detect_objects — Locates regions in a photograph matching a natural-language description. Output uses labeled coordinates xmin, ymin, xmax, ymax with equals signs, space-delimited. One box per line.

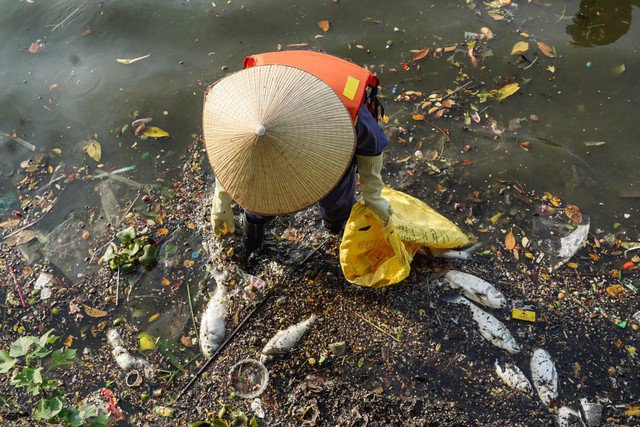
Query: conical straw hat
xmin=203 ymin=64 xmax=356 ymax=216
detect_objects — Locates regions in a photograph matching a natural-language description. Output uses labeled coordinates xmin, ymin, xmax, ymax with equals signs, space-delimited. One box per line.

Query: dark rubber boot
xmin=323 ymin=219 xmax=345 ymax=235
xmin=243 ymin=212 xmax=265 ymax=255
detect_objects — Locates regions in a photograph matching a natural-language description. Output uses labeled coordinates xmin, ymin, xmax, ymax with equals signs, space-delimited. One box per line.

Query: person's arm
xmin=211 ymin=181 xmax=235 ymax=237
xmin=354 ymin=104 xmax=391 ymax=225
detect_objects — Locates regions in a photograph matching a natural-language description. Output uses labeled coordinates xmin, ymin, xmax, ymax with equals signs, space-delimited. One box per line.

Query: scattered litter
xmin=33 ymin=272 xmax=54 ymax=300
xmin=0 ymin=131 xmax=36 ymax=152
xmin=444 ymin=270 xmax=507 ymax=308
xmin=107 ymin=329 xmax=154 ymax=378
xmin=117 ymin=54 xmax=151 ymax=65
xmin=228 ymin=359 xmax=269 ymax=398
xmin=557 ymin=407 xmax=585 ymax=427
xmin=511 ymin=300 xmax=537 ymax=323
xmin=328 ymin=341 xmax=346 ymax=357
xmin=251 ymin=398 xmax=265 ymax=418
xmin=531 ymin=348 xmax=558 ymax=407
xmin=580 ymin=398 xmax=602 ymax=427
xmin=554 ymin=222 xmax=590 ymax=269
xmin=261 ymin=314 xmax=317 ymax=364
xmin=125 ymin=370 xmax=143 ymax=388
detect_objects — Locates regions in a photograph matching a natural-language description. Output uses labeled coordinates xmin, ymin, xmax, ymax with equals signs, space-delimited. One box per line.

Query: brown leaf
xmin=5 ymin=230 xmax=39 ymax=247
xmin=180 ymin=335 xmax=194 ymax=347
xmin=511 ymin=41 xmax=529 ymax=55
xmin=536 ymin=41 xmax=556 ymax=58
xmin=0 ymin=219 xmax=21 ymax=229
xmin=505 ymin=230 xmax=516 ymax=250
xmin=318 ymin=20 xmax=330 ymax=32
xmin=83 ymin=304 xmax=108 ymax=318
xmin=565 ymin=205 xmax=583 ymax=224
xmin=412 ymin=48 xmax=430 ymax=62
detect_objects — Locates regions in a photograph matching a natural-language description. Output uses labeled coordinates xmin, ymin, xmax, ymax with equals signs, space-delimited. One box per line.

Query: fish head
xmin=538 ymin=386 xmax=557 ymax=407
xmin=505 ymin=337 xmax=521 ymax=354
xmin=486 ymin=290 xmax=507 ymax=308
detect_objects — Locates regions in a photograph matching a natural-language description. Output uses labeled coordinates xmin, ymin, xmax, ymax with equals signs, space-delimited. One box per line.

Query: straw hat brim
xmin=202 ymin=64 xmax=356 ymax=216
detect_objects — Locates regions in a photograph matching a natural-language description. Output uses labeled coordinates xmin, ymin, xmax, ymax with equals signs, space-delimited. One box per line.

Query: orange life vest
xmin=244 ymin=51 xmax=381 ymax=123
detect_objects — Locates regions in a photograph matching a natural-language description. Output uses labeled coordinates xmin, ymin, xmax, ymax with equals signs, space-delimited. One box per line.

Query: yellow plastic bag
xmin=340 ymin=188 xmax=471 ymax=288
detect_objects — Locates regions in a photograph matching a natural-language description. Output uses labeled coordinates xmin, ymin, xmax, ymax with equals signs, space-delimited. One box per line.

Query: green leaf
xmin=0 ymin=349 xmax=13 ymax=361
xmin=39 ymin=329 xmax=58 ymax=347
xmin=34 ymin=397 xmax=64 ymax=420
xmin=11 ymin=367 xmax=43 ymax=388
xmin=211 ymin=420 xmax=229 ymax=427
xmin=0 ymin=358 xmax=17 ymax=374
xmin=101 ymin=243 xmax=118 ymax=263
xmin=191 ymin=422 xmax=213 ymax=427
xmin=250 ymin=417 xmax=258 ymax=427
xmin=51 ymin=348 xmax=76 ymax=366
xmin=90 ymin=414 xmax=111 ymax=427
xmin=139 ymin=244 xmax=157 ymax=268
xmin=357 ymin=356 xmax=365 ymax=368
xmin=121 ymin=263 xmax=136 ymax=273
xmin=42 ymin=379 xmax=60 ymax=390
xmin=9 ymin=336 xmax=38 ymax=357
xmin=116 ymin=226 xmax=136 ymax=244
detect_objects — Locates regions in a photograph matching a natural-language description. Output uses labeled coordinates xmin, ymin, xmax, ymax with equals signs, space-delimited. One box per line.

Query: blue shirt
xmin=354 ymin=104 xmax=388 ymax=157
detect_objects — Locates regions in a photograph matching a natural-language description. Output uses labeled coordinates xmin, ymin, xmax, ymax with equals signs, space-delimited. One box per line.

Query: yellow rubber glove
xmin=211 ymin=182 xmax=235 ymax=237
xmin=356 ymin=154 xmax=391 ymax=225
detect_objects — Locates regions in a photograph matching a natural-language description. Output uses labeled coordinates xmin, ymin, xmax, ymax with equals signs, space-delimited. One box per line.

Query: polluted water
xmin=260 ymin=314 xmax=317 ymax=364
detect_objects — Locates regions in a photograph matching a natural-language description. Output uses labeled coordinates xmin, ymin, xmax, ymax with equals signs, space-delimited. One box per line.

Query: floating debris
xmin=444 ymin=270 xmax=507 ymax=308
xmin=554 ymin=222 xmax=590 ymax=269
xmin=107 ymin=329 xmax=154 ymax=378
xmin=199 ymin=283 xmax=228 ymax=357
xmin=557 ymin=406 xmax=585 ymax=427
xmin=580 ymin=398 xmax=603 ymax=427
xmin=531 ymin=348 xmax=558 ymax=407
xmin=495 ymin=360 xmax=532 ymax=394
xmin=261 ymin=314 xmax=317 ymax=364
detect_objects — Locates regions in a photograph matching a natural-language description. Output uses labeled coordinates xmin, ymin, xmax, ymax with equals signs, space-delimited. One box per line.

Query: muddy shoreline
xmin=1 ymin=144 xmax=639 ymax=427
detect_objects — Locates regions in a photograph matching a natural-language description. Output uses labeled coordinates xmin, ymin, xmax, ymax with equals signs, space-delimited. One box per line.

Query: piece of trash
xmin=251 ymin=398 xmax=265 ymax=418
xmin=557 ymin=407 xmax=585 ymax=427
xmin=228 ymin=359 xmax=269 ymax=398
xmin=495 ymin=361 xmax=532 ymax=394
xmin=153 ymin=406 xmax=175 ymax=418
xmin=511 ymin=300 xmax=537 ymax=322
xmin=0 ymin=131 xmax=36 ymax=152
xmin=33 ymin=272 xmax=54 ymax=300
xmin=583 ymin=141 xmax=606 ymax=147
xmin=237 ymin=269 xmax=267 ymax=302
xmin=444 ymin=270 xmax=506 ymax=308
xmin=554 ymin=222 xmax=590 ymax=270
xmin=81 ymin=388 xmax=123 ymax=422
xmin=580 ymin=398 xmax=602 ymax=427
xmin=434 ymin=243 xmax=480 ymax=260
xmin=260 ymin=314 xmax=317 ymax=364
xmin=199 ymin=283 xmax=228 ymax=357
xmin=328 ymin=341 xmax=346 ymax=357
xmin=530 ymin=348 xmax=558 ymax=406
xmin=297 ymin=398 xmax=320 ymax=427
xmin=125 ymin=370 xmax=143 ymax=387
xmin=117 ymin=54 xmax=151 ymax=65
xmin=446 ymin=296 xmax=520 ymax=353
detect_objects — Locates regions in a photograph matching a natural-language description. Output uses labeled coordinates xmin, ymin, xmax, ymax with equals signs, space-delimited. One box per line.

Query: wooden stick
xmin=441 ymin=80 xmax=475 ymax=101
xmin=354 ymin=312 xmax=400 ymax=342
xmin=423 ymin=118 xmax=451 ymax=143
xmin=51 ymin=2 xmax=85 ymax=32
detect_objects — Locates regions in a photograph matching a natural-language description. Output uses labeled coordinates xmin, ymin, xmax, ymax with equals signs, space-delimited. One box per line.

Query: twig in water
xmin=294 ymin=237 xmax=330 ymax=271
xmin=119 ymin=192 xmax=141 ymax=224
xmin=9 ymin=267 xmax=26 ymax=308
xmin=51 ymin=2 xmax=85 ymax=32
xmin=0 ymin=131 xmax=36 ymax=152
xmin=523 ymin=55 xmax=539 ymax=70
xmin=354 ymin=312 xmax=400 ymax=342
xmin=441 ymin=80 xmax=475 ymax=101
xmin=423 ymin=118 xmax=451 ymax=143
xmin=115 ymin=267 xmax=120 ymax=306
xmin=186 ymin=282 xmax=200 ymax=349
xmin=176 ymin=289 xmax=274 ymax=400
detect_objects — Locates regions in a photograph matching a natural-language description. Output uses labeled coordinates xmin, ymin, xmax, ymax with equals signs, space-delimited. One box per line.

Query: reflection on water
xmin=567 ymin=0 xmax=640 ymax=46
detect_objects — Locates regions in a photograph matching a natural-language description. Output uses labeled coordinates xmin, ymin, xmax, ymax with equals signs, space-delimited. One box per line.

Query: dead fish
xmin=260 ymin=314 xmax=317 ymax=364
xmin=557 ymin=407 xmax=585 ymax=427
xmin=448 ymin=296 xmax=520 ymax=354
xmin=434 ymin=244 xmax=481 ymax=261
xmin=199 ymin=283 xmax=228 ymax=357
xmin=495 ymin=360 xmax=532 ymax=393
xmin=531 ymin=348 xmax=558 ymax=406
xmin=580 ymin=398 xmax=602 ymax=427
xmin=107 ymin=329 xmax=154 ymax=378
xmin=444 ymin=270 xmax=507 ymax=308
xmin=554 ymin=222 xmax=590 ymax=269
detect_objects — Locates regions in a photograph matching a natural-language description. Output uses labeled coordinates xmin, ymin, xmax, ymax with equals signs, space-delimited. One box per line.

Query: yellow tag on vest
xmin=343 ymin=76 xmax=360 ymax=100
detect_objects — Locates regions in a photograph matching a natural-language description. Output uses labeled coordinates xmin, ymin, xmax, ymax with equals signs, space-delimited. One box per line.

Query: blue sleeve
xmin=354 ymin=103 xmax=389 ymax=156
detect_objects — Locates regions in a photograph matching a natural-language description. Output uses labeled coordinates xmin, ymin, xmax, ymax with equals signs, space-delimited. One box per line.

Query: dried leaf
xmin=505 ymin=230 xmax=516 ymax=250
xmin=5 ymin=230 xmax=39 ymax=246
xmin=148 ymin=313 xmax=160 ymax=323
xmin=142 ymin=127 xmax=169 ymax=138
xmin=494 ymin=83 xmax=520 ymax=100
xmin=85 ymin=140 xmax=101 ymax=162
xmin=117 ymin=54 xmax=151 ymax=65
xmin=412 ymin=48 xmax=430 ymax=61
xmin=412 ymin=114 xmax=425 ymax=120
xmin=180 ymin=335 xmax=194 ymax=347
xmin=0 ymin=219 xmax=21 ymax=229
xmin=547 ymin=65 xmax=555 ymax=73
xmin=83 ymin=304 xmax=107 ymax=318
xmin=565 ymin=205 xmax=583 ymax=224
xmin=317 ymin=20 xmax=330 ymax=32
xmin=536 ymin=42 xmax=555 ymax=58
xmin=511 ymin=41 xmax=529 ymax=55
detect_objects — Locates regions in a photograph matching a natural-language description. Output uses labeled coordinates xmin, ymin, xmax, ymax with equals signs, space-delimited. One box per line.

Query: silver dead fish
xmin=495 ymin=360 xmax=532 ymax=393
xmin=107 ymin=329 xmax=154 ymax=378
xmin=444 ymin=270 xmax=507 ymax=308
xmin=434 ymin=244 xmax=481 ymax=261
xmin=199 ymin=283 xmax=228 ymax=357
xmin=260 ymin=314 xmax=317 ymax=364
xmin=531 ymin=348 xmax=558 ymax=406
xmin=448 ymin=295 xmax=520 ymax=354
xmin=557 ymin=406 xmax=585 ymax=427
